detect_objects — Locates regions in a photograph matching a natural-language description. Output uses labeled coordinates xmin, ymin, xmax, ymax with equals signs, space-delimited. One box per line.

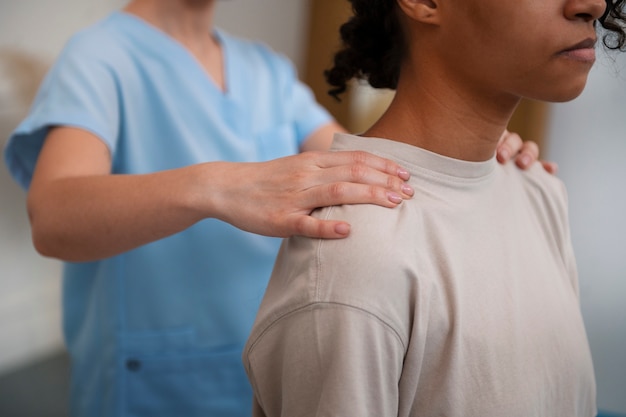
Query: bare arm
xmin=27 ymin=126 xmax=413 ymax=262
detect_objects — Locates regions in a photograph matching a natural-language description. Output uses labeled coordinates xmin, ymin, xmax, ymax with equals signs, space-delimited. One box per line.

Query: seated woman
xmin=243 ymin=0 xmax=625 ymax=416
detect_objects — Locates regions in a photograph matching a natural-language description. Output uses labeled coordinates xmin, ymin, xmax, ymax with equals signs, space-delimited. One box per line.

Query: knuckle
xmin=387 ymin=175 xmax=400 ymax=190
xmin=504 ymin=132 xmax=523 ymax=148
xmin=351 ymin=150 xmax=369 ymax=165
xmin=293 ymin=216 xmax=328 ymax=238
xmin=524 ymin=141 xmax=540 ymax=156
xmin=328 ymin=182 xmax=347 ymax=199
xmin=292 ymin=216 xmax=310 ymax=236
xmin=314 ymin=222 xmax=328 ymax=238
xmin=367 ymin=185 xmax=380 ymax=200
xmin=386 ymin=160 xmax=400 ymax=175
xmin=500 ymin=141 xmax=512 ymax=150
xmin=349 ymin=163 xmax=368 ymax=181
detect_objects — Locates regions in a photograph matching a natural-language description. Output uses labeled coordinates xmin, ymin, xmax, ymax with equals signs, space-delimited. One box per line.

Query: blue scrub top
xmin=4 ymin=12 xmax=331 ymax=417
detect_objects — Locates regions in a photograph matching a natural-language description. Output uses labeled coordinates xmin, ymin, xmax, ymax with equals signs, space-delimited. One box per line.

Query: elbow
xmin=29 ymin=210 xmax=100 ymax=263
xmin=30 ymin=218 xmax=62 ymax=259
xmin=27 ymin=189 xmax=91 ymax=262
xmin=27 ymin=194 xmax=53 ymax=257
xmin=32 ymin=235 xmax=57 ymax=259
xmin=28 ymin=206 xmax=71 ymax=261
xmin=30 ymin=223 xmax=84 ymax=262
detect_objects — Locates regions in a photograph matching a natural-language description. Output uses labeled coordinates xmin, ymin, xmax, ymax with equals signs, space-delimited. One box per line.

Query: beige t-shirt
xmin=244 ymin=133 xmax=596 ymax=417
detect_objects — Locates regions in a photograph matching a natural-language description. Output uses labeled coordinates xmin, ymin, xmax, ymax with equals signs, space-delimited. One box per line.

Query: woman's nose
xmin=564 ymin=0 xmax=608 ymax=22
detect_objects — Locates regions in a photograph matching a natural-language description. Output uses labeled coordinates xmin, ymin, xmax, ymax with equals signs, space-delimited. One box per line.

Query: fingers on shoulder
xmin=497 ymin=131 xmax=523 ymax=162
xmin=290 ymin=215 xmax=351 ymax=239
xmin=319 ymin=150 xmax=407 ymax=178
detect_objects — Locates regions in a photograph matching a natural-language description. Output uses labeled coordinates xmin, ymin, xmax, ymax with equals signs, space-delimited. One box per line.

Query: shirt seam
xmin=246 ymin=300 xmax=407 ymax=357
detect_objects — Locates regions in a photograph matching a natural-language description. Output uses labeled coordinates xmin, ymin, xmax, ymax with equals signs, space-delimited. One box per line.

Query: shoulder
xmin=316 ymin=203 xmax=414 ymax=263
xmin=218 ymin=29 xmax=290 ymax=62
xmin=41 ymin=15 xmax=139 ymax=90
xmin=304 ymin=203 xmax=422 ymax=334
xmin=520 ymin=161 xmax=567 ymax=194
xmin=506 ymin=162 xmax=569 ymax=217
xmin=252 ymin=201 xmax=420 ymax=329
xmin=58 ymin=14 xmax=129 ymax=63
xmin=499 ymin=162 xmax=572 ymax=252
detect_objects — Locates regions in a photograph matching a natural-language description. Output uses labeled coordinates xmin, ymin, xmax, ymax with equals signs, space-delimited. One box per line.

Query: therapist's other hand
xmin=496 ymin=130 xmax=558 ymax=174
xmin=206 ymin=151 xmax=413 ymax=239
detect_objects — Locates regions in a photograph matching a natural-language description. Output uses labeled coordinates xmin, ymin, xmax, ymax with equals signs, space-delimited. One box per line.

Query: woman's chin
xmin=531 ymin=80 xmax=589 ymax=103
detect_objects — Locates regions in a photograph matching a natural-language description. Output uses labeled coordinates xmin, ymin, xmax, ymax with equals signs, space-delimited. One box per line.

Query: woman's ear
xmin=396 ymin=0 xmax=440 ymax=24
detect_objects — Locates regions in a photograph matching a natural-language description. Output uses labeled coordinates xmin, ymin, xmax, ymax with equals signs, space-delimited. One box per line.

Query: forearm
xmin=27 ymin=164 xmax=212 ymax=262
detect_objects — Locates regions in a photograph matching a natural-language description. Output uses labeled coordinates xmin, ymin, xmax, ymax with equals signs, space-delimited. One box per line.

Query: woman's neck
xmin=365 ymin=65 xmax=520 ymax=162
xmin=123 ymin=0 xmax=225 ymax=90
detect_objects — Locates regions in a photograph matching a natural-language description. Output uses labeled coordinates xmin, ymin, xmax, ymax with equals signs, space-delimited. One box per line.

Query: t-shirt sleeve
xmin=244 ymin=304 xmax=404 ymax=417
xmin=3 ymin=34 xmax=120 ymax=190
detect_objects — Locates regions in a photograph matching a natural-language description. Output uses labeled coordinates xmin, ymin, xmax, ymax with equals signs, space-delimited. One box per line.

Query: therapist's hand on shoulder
xmin=210 ymin=124 xmax=550 ymax=240
xmin=203 ymin=122 xmax=408 ymax=239
xmin=211 ymin=150 xmax=414 ymax=239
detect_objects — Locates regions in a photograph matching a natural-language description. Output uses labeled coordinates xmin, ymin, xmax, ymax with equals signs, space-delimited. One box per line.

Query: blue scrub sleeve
xmin=290 ymin=76 xmax=334 ymax=145
xmin=259 ymin=47 xmax=333 ymax=146
xmin=4 ymin=35 xmax=120 ymax=190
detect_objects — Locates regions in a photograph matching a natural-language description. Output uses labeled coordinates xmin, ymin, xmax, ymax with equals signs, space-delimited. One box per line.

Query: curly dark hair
xmin=325 ymin=0 xmax=626 ymax=100
xmin=601 ymin=0 xmax=626 ymax=48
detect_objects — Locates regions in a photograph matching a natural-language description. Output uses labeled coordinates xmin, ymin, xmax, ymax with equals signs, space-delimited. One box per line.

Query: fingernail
xmin=402 ymin=184 xmax=414 ymax=196
xmin=387 ymin=192 xmax=403 ymax=204
xmin=520 ymin=155 xmax=531 ymax=167
xmin=398 ymin=169 xmax=410 ymax=181
xmin=335 ymin=223 xmax=350 ymax=235
xmin=499 ymin=149 xmax=510 ymax=161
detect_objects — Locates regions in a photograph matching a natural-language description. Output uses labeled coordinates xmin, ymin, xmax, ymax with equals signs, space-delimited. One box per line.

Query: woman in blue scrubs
xmin=3 ymin=0 xmax=546 ymax=415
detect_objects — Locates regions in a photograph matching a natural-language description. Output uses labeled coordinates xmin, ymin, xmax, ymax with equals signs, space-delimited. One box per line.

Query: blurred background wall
xmin=0 ymin=0 xmax=624 ymax=415
xmin=544 ymin=48 xmax=626 ymax=414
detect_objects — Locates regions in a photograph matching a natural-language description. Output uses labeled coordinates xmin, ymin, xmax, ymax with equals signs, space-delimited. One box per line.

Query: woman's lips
xmin=559 ymin=38 xmax=597 ymax=63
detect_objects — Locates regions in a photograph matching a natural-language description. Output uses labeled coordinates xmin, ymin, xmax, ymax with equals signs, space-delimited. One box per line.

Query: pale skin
xmin=27 ymin=0 xmax=551 ymax=262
